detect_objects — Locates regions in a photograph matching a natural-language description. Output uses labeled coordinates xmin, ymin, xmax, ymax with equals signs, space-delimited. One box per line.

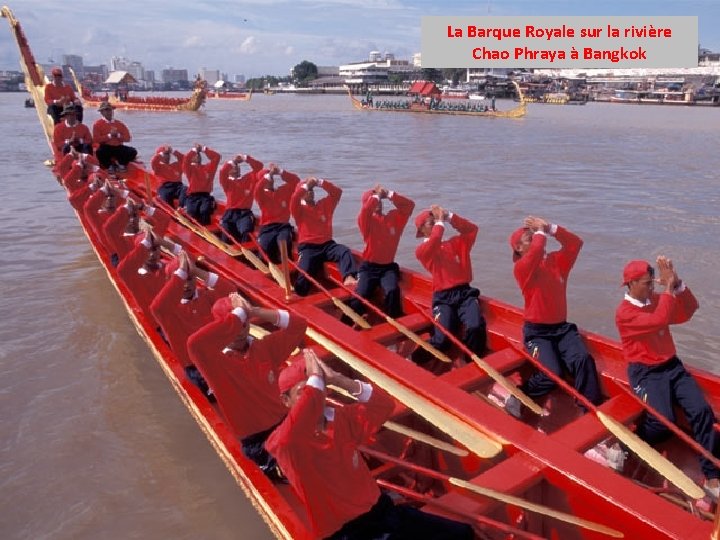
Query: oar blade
xmin=597 ymin=411 xmax=705 ymax=500
xmin=449 ymin=477 xmax=624 ymax=538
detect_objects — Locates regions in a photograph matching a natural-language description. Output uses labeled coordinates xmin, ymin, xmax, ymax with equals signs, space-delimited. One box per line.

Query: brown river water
xmin=1 ymin=92 xmax=718 ymax=539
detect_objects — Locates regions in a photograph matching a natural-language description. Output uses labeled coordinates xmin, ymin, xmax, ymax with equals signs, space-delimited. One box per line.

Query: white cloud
xmin=239 ymin=36 xmax=258 ymax=54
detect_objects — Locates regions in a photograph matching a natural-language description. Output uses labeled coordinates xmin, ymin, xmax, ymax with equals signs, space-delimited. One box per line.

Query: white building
xmin=199 ymin=68 xmax=220 ymax=85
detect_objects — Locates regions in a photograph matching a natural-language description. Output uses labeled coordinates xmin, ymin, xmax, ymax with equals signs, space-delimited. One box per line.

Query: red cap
xmin=622 ymin=260 xmax=652 ymax=285
xmin=361 ymin=190 xmax=375 ymax=205
xmin=51 ymin=67 xmax=63 ymax=76
xmin=414 ymin=209 xmax=432 ymax=238
xmin=509 ymin=227 xmax=526 ymax=250
xmin=278 ymin=357 xmax=307 ymax=394
xmin=211 ymin=296 xmax=234 ymax=320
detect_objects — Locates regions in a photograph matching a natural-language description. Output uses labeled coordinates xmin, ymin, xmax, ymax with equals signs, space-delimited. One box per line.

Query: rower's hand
xmin=303 ymin=349 xmax=323 ymax=380
xmin=317 ymin=358 xmax=341 ymax=386
xmin=229 ymin=291 xmax=252 ymax=312
xmin=657 ymin=256 xmax=679 ymax=290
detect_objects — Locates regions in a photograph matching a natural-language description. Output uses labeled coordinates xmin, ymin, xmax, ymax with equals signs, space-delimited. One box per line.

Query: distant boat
xmin=24 ymin=96 xmax=34 ymax=108
xmin=348 ymin=81 xmax=527 ymax=118
xmin=207 ymin=88 xmax=253 ymax=101
xmin=70 ymin=68 xmax=207 ymax=112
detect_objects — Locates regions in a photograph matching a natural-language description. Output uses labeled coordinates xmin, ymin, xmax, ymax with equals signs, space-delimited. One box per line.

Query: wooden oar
xmin=325 ymin=274 xmax=451 ymax=363
xmin=143 ymin=171 xmax=152 ymax=200
xmin=376 ymin=480 xmax=547 ymax=540
xmin=402 ymin=296 xmax=544 ymax=415
xmin=249 ymin=236 xmax=371 ymax=329
xmin=215 ymin=224 xmax=272 ymax=275
xmin=513 ymin=342 xmax=705 ymax=500
xmin=278 ymin=238 xmax=292 ymax=301
xmin=326 ymin=386 xmax=468 ymax=457
xmin=361 ymin=446 xmax=624 ymax=538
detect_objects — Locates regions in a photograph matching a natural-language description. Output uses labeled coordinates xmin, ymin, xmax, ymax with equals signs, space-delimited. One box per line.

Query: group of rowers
xmin=50 ymin=88 xmax=719 ymax=538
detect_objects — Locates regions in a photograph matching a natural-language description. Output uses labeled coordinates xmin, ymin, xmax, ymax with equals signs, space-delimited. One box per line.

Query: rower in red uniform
xmin=254 ymin=163 xmax=300 ymax=264
xmin=149 ymin=250 xmax=234 ymax=400
xmin=348 ymin=184 xmax=414 ymax=318
xmin=616 ymin=256 xmax=720 ymax=498
xmin=218 ymin=153 xmax=264 ymax=243
xmin=266 ymin=349 xmax=474 ymax=539
xmin=413 ymin=205 xmax=487 ymax=366
xmin=52 ymin=104 xmax=92 ymax=158
xmin=509 ymin=216 xmax=602 ymax=411
xmin=44 ymin=67 xmax=83 ymax=124
xmin=82 ymin=179 xmax=128 ymax=251
xmin=92 ymin=101 xmax=137 ymax=171
xmin=102 ymin=197 xmax=143 ymax=266
xmin=117 ymin=230 xmax=180 ymax=317
xmin=183 ymin=144 xmax=221 ymax=225
xmin=290 ymin=177 xmax=357 ymax=296
xmin=151 ymin=145 xmax=186 ymax=207
xmin=187 ymin=293 xmax=306 ymax=480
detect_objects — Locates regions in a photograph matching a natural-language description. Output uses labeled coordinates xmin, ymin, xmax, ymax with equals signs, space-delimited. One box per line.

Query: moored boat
xmin=6 ymin=5 xmax=720 ymax=539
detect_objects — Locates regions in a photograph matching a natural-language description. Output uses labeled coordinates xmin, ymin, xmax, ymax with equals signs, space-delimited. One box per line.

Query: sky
xmin=1 ymin=1 xmax=718 ymax=78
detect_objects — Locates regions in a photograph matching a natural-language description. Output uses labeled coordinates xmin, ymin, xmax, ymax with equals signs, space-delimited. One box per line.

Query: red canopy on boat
xmin=408 ymin=80 xmax=441 ymax=97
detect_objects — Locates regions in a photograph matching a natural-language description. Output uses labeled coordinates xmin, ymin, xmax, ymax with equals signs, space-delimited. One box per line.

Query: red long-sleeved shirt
xmin=358 ymin=190 xmax=414 ymax=264
xmin=102 ymin=205 xmax=139 ymax=260
xmin=218 ymin=156 xmax=263 ymax=210
xmin=53 ymin=121 xmax=92 ymax=154
xmin=149 ymin=271 xmax=233 ymax=368
xmin=254 ymin=169 xmax=301 ymax=226
xmin=415 ymin=213 xmax=477 ymax=292
xmin=151 ymin=150 xmax=185 ymax=183
xmin=183 ymin=148 xmax=221 ymax=195
xmin=615 ymin=286 xmax=699 ymax=366
xmin=83 ymin=188 xmax=126 ymax=250
xmin=266 ymin=381 xmax=395 ymax=538
xmin=513 ymin=226 xmax=582 ymax=324
xmin=92 ymin=118 xmax=132 ymax=147
xmin=187 ymin=311 xmax=307 ymax=438
xmin=44 ymin=82 xmax=77 ymax=106
xmin=117 ymin=240 xmax=169 ymax=315
xmin=291 ymin=179 xmax=341 ymax=245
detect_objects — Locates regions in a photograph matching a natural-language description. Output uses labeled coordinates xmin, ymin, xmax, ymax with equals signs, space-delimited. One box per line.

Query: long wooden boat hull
xmin=208 ymin=89 xmax=253 ymax=101
xmin=349 ymin=83 xmax=527 ymax=118
xmin=69 ymin=68 xmax=207 ymax=112
xmin=7 ymin=6 xmax=720 ymax=538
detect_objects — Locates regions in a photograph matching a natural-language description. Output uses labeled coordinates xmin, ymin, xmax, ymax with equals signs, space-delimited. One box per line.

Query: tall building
xmin=62 ymin=54 xmax=84 ymax=78
xmin=110 ymin=56 xmax=131 ymax=71
xmin=199 ymin=68 xmax=220 ymax=85
xmin=161 ymin=68 xmax=189 ymax=86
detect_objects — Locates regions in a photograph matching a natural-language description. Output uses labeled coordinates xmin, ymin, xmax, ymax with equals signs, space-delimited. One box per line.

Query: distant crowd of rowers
xmin=48 ymin=64 xmax=720 ymax=537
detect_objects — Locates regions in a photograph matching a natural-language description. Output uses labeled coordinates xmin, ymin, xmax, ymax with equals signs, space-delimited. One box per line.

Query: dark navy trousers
xmin=257 ymin=222 xmax=294 ymax=264
xmin=348 ymin=261 xmax=403 ymax=318
xmin=294 ymin=240 xmax=357 ymax=297
xmin=184 ymin=193 xmax=215 ymax=225
xmin=629 ymin=357 xmax=720 ymax=479
xmin=221 ymin=207 xmax=255 ymax=243
xmin=413 ymin=284 xmax=487 ymax=365
xmin=158 ymin=181 xmax=187 ymax=207
xmin=522 ymin=321 xmax=603 ymax=406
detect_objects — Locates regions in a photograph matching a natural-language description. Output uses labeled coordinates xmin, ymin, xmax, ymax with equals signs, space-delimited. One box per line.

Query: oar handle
xmin=507 ymin=339 xmax=597 ymax=413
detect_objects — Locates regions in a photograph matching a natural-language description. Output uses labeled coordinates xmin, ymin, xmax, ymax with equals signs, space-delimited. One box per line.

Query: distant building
xmin=199 ymin=68 xmax=220 ymax=85
xmin=339 ymin=51 xmax=417 ymax=86
xmin=62 ymin=54 xmax=84 ymax=79
xmin=144 ymin=70 xmax=155 ymax=83
xmin=125 ymin=61 xmax=146 ymax=83
xmin=84 ymin=64 xmax=109 ymax=86
xmin=161 ymin=68 xmax=189 ymax=84
xmin=110 ymin=56 xmax=131 ymax=72
xmin=317 ymin=65 xmax=339 ymax=77
xmin=234 ymin=74 xmax=246 ymax=84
